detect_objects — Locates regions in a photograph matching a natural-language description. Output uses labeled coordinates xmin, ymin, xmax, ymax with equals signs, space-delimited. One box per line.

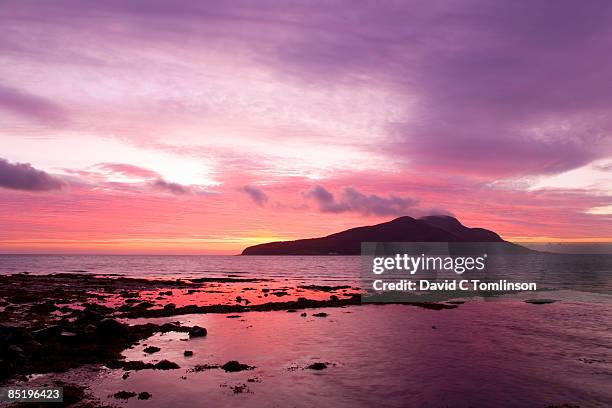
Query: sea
xmin=1 ymin=253 xmax=612 ymax=407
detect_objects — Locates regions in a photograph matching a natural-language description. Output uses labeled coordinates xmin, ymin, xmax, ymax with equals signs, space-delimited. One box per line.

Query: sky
xmin=0 ymin=0 xmax=611 ymax=254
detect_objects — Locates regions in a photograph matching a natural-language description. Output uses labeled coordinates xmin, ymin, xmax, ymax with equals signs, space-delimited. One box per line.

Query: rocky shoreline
xmin=0 ymin=272 xmax=458 ymax=406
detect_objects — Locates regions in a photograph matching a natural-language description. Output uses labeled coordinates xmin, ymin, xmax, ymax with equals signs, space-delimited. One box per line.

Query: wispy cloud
xmin=306 ymin=185 xmax=418 ymax=216
xmin=0 ymin=84 xmax=68 ymax=125
xmin=240 ymin=185 xmax=268 ymax=206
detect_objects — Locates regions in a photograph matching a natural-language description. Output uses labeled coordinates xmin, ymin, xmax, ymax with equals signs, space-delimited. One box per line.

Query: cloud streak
xmin=0 ymin=84 xmax=68 ymax=125
xmin=306 ymin=186 xmax=419 ymax=216
xmin=240 ymin=185 xmax=268 ymax=206
xmin=0 ymin=158 xmax=65 ymax=191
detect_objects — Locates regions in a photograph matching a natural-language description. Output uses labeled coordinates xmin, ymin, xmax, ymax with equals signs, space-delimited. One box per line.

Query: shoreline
xmin=0 ymin=272 xmax=456 ymax=386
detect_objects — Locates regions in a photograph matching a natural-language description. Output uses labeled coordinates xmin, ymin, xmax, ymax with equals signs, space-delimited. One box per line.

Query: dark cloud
xmin=306 ymin=185 xmax=419 ymax=216
xmin=0 ymin=158 xmax=65 ymax=191
xmin=0 ymin=84 xmax=68 ymax=125
xmin=151 ymin=179 xmax=191 ymax=195
xmin=240 ymin=185 xmax=268 ymax=206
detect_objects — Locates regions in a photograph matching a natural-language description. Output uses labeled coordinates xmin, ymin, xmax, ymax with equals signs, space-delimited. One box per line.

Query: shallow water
xmin=79 ymin=301 xmax=612 ymax=407
xmin=2 ymin=254 xmax=612 ymax=406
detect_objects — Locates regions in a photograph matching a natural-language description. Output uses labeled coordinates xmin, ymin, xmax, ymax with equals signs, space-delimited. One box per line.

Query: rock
xmin=221 ymin=360 xmax=254 ymax=372
xmin=159 ymin=291 xmax=173 ymax=296
xmin=312 ymin=312 xmax=328 ymax=317
xmin=31 ymin=301 xmax=57 ymax=313
xmin=287 ymin=309 xmax=297 ymax=313
xmin=163 ymin=303 xmax=176 ymax=312
xmin=226 ymin=315 xmax=241 ymax=319
xmin=136 ymin=301 xmax=154 ymax=309
xmin=96 ymin=318 xmax=128 ymax=340
xmin=0 ymin=325 xmax=31 ymax=344
xmin=154 ymin=360 xmax=180 ymax=370
xmin=307 ymin=362 xmax=327 ymax=370
xmin=113 ymin=390 xmax=137 ymax=400
xmin=58 ymin=383 xmax=85 ymax=405
xmin=31 ymin=325 xmax=61 ymax=340
xmin=143 ymin=346 xmax=160 ymax=354
xmin=329 ymin=295 xmax=339 ymax=301
xmin=7 ymin=344 xmax=23 ymax=353
xmin=236 ymin=296 xmax=242 ymax=303
xmin=83 ymin=324 xmax=98 ymax=334
xmin=300 ymin=312 xmax=307 ymax=317
xmin=525 ymin=299 xmax=557 ymax=304
xmin=138 ymin=392 xmax=152 ymax=400
xmin=188 ymin=326 xmax=207 ymax=338
xmin=183 ymin=350 xmax=193 ymax=357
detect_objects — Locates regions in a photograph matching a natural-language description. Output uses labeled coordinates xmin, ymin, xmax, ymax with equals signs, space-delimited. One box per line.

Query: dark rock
xmin=114 ymin=390 xmax=137 ymax=400
xmin=221 ymin=360 xmax=254 ymax=372
xmin=312 ymin=312 xmax=328 ymax=317
xmin=190 ymin=364 xmax=220 ymax=372
xmin=226 ymin=315 xmax=242 ymax=318
xmin=31 ymin=301 xmax=57 ymax=313
xmin=307 ymin=362 xmax=327 ymax=370
xmin=96 ymin=318 xmax=128 ymax=340
xmin=58 ymin=383 xmax=85 ymax=405
xmin=84 ymin=324 xmax=98 ymax=334
xmin=183 ymin=350 xmax=193 ymax=357
xmin=231 ymin=384 xmax=249 ymax=394
xmin=31 ymin=325 xmax=61 ymax=340
xmin=525 ymin=299 xmax=557 ymax=304
xmin=329 ymin=295 xmax=339 ymax=301
xmin=188 ymin=326 xmax=207 ymax=338
xmin=300 ymin=312 xmax=307 ymax=317
xmin=7 ymin=344 xmax=23 ymax=353
xmin=163 ymin=303 xmax=176 ymax=311
xmin=287 ymin=309 xmax=297 ymax=313
xmin=143 ymin=346 xmax=160 ymax=354
xmin=136 ymin=301 xmax=154 ymax=309
xmin=154 ymin=360 xmax=180 ymax=370
xmin=138 ymin=392 xmax=152 ymax=400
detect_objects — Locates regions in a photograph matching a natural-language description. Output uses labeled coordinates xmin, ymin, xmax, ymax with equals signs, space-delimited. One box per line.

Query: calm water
xmin=2 ymin=254 xmax=612 ymax=407
xmin=0 ymin=255 xmax=361 ymax=283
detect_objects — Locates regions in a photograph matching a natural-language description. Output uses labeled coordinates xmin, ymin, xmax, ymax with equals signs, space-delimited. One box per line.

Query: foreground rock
xmin=188 ymin=326 xmax=207 ymax=338
xmin=221 ymin=360 xmax=255 ymax=372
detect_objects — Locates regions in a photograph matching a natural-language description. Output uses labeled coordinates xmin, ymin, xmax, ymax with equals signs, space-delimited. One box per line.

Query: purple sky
xmin=0 ymin=0 xmax=610 ymax=253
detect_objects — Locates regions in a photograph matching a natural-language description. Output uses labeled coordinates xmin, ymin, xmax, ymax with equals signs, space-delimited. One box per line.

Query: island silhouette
xmin=242 ymin=215 xmax=512 ymax=255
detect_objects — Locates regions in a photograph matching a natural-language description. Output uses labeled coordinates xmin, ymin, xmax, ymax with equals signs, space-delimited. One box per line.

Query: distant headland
xmin=241 ymin=215 xmax=514 ymax=255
